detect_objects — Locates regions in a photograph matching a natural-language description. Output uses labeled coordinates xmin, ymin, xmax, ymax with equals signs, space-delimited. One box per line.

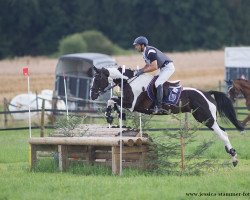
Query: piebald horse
xmin=90 ymin=66 xmax=244 ymax=166
xmin=227 ymin=78 xmax=250 ymax=127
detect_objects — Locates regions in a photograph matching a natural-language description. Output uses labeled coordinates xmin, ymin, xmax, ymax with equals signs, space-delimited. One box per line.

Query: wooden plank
xmin=28 ymin=137 xmax=149 ymax=146
xmin=95 ymin=152 xmax=143 ymax=161
xmin=52 ymin=124 xmax=127 ymax=137
xmin=34 ymin=144 xmax=57 ymax=152
xmin=123 ymin=153 xmax=142 ymax=160
xmin=95 ymin=152 xmax=112 ymax=160
xmin=112 ymin=146 xmax=120 ymax=175
xmin=86 ymin=146 xmax=95 ymax=164
xmin=67 ymin=152 xmax=87 ymax=159
xmin=139 ymin=152 xmax=147 ymax=168
xmin=67 ymin=145 xmax=88 ymax=152
xmin=29 ymin=137 xmax=121 ymax=146
xmin=121 ymin=146 xmax=148 ymax=154
xmin=119 ymin=137 xmax=149 ymax=145
xmin=37 ymin=151 xmax=53 ymax=158
xmin=58 ymin=145 xmax=68 ymax=171
xmin=121 ymin=138 xmax=134 ymax=147
xmin=94 ymin=146 xmax=111 ymax=151
xmin=30 ymin=144 xmax=37 ymax=169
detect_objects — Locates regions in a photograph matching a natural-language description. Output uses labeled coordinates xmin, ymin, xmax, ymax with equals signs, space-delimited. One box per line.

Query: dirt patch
xmin=0 ymin=50 xmax=225 ymax=99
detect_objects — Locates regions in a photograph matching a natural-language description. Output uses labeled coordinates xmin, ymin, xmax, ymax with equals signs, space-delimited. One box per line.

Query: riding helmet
xmin=133 ymin=36 xmax=148 ymax=46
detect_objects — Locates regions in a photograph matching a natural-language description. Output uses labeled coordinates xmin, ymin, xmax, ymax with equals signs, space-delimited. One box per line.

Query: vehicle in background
xmin=54 ymin=53 xmax=116 ymax=111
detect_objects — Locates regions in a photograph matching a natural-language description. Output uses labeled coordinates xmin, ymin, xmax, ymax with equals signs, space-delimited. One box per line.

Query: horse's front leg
xmin=113 ymin=97 xmax=127 ymax=121
xmin=105 ymin=98 xmax=126 ymax=124
xmin=105 ymin=99 xmax=116 ymax=124
xmin=241 ymin=113 xmax=250 ymax=127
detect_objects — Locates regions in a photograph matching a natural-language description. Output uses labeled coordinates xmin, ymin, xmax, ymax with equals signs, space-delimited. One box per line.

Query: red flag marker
xmin=23 ymin=67 xmax=29 ymax=76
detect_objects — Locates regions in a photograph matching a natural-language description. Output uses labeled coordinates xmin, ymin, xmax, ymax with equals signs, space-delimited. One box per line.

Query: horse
xmin=227 ymin=78 xmax=250 ymax=127
xmin=90 ymin=66 xmax=244 ymax=166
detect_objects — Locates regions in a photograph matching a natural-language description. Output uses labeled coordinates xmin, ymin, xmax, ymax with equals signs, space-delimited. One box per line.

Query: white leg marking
xmin=107 ymin=99 xmax=115 ymax=108
xmin=212 ymin=122 xmax=232 ymax=150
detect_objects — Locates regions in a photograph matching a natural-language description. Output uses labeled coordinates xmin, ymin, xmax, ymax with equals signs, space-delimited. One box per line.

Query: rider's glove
xmin=135 ymin=69 xmax=144 ymax=77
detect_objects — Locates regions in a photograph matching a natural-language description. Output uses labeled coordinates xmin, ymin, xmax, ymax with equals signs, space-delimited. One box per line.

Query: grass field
xmin=0 ymin=116 xmax=250 ymax=200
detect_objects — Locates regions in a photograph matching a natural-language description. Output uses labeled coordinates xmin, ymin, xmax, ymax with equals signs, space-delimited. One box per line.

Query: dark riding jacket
xmin=143 ymin=46 xmax=172 ymax=69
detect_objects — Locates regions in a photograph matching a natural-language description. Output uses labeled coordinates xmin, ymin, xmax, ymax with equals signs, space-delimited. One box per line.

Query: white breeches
xmin=155 ymin=62 xmax=175 ymax=87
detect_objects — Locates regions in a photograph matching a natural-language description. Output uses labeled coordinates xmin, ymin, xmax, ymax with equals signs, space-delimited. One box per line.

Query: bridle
xmin=91 ymin=72 xmax=139 ymax=96
xmin=228 ymin=85 xmax=241 ymax=102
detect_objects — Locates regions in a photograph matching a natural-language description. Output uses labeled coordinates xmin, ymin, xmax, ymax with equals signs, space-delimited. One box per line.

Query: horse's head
xmin=90 ymin=67 xmax=110 ymax=100
xmin=227 ymin=79 xmax=243 ymax=102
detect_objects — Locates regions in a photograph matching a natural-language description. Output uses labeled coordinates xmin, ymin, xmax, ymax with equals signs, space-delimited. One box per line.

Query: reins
xmin=100 ymin=75 xmax=139 ymax=95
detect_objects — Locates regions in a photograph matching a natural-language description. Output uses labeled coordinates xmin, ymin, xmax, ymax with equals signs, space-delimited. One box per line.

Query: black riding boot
xmin=153 ymin=85 xmax=164 ymax=114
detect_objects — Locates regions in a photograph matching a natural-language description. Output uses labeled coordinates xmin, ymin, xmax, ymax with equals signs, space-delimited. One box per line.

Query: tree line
xmin=0 ymin=0 xmax=250 ymax=59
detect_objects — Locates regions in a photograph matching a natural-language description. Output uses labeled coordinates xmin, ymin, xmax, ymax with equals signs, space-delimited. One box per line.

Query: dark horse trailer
xmin=54 ymin=53 xmax=116 ymax=111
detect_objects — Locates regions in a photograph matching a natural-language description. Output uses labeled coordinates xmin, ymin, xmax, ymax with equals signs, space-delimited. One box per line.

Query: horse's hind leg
xmin=242 ymin=113 xmax=250 ymax=127
xmin=211 ymin=121 xmax=238 ymax=166
xmin=192 ymin=108 xmax=238 ymax=166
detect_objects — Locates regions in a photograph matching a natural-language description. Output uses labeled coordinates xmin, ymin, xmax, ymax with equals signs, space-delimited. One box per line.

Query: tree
xmin=1 ymin=0 xmax=250 ymax=58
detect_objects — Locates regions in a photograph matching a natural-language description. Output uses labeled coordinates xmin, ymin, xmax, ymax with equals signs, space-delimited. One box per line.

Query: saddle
xmin=146 ymin=76 xmax=182 ymax=105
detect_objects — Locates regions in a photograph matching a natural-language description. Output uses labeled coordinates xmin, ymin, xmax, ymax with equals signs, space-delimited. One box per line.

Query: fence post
xmin=218 ymin=80 xmax=222 ymax=92
xmin=35 ymin=91 xmax=39 ymax=110
xmin=40 ymin=99 xmax=45 ymax=137
xmin=3 ymin=98 xmax=8 ymax=128
xmin=50 ymin=91 xmax=58 ymax=125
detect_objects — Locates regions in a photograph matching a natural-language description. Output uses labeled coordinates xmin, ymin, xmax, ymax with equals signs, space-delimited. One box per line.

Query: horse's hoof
xmin=240 ymin=130 xmax=246 ymax=135
xmin=232 ymin=159 xmax=238 ymax=167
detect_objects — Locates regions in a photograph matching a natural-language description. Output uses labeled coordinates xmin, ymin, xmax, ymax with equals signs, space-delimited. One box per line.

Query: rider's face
xmin=134 ymin=44 xmax=144 ymax=52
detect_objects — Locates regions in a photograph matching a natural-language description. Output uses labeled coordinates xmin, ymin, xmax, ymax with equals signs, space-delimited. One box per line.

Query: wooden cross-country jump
xmin=28 ymin=125 xmax=150 ymax=174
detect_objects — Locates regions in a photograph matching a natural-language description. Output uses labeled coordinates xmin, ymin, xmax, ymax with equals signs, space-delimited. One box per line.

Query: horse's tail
xmin=209 ymin=90 xmax=244 ymax=131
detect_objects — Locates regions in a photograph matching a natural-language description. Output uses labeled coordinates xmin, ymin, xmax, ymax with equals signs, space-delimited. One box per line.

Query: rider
xmin=133 ymin=36 xmax=175 ymax=114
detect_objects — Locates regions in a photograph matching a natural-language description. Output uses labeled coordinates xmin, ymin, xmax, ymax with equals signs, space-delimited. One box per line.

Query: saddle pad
xmin=163 ymin=86 xmax=182 ymax=105
xmin=146 ymin=77 xmax=182 ymax=105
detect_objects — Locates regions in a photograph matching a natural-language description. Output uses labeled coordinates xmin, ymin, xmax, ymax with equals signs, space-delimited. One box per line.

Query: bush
xmin=57 ymin=30 xmax=126 ymax=56
xmin=58 ymin=33 xmax=87 ymax=55
xmin=81 ymin=30 xmax=114 ymax=55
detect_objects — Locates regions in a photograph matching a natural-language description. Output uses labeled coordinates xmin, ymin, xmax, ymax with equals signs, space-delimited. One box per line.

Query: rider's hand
xmin=135 ymin=69 xmax=144 ymax=77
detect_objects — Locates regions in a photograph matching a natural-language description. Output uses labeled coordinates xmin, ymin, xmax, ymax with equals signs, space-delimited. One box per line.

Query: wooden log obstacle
xmin=28 ymin=125 xmax=150 ymax=174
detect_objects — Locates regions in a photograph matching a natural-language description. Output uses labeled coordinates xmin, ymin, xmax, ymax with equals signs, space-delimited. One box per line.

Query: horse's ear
xmin=117 ymin=66 xmax=122 ymax=73
xmin=225 ymin=80 xmax=233 ymax=85
xmin=240 ymin=75 xmax=246 ymax=80
xmin=93 ymin=65 xmax=99 ymax=73
xmin=101 ymin=67 xmax=110 ymax=77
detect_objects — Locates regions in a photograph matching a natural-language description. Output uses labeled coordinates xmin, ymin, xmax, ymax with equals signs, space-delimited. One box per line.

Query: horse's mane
xmin=236 ymin=78 xmax=249 ymax=82
xmin=117 ymin=67 xmax=134 ymax=79
xmin=232 ymin=78 xmax=250 ymax=92
xmin=235 ymin=78 xmax=250 ymax=85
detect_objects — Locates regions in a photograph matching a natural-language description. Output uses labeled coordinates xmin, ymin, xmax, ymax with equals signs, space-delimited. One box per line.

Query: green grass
xmin=0 ymin=120 xmax=250 ymax=200
xmin=0 ymin=162 xmax=250 ymax=200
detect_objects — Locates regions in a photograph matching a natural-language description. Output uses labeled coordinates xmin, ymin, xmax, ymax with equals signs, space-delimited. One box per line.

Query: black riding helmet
xmin=133 ymin=36 xmax=148 ymax=46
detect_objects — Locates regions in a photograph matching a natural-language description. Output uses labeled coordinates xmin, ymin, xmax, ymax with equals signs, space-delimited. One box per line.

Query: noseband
xmin=228 ymin=85 xmax=241 ymax=102
xmin=91 ymin=72 xmax=139 ymax=96
xmin=90 ymin=84 xmax=116 ymax=96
